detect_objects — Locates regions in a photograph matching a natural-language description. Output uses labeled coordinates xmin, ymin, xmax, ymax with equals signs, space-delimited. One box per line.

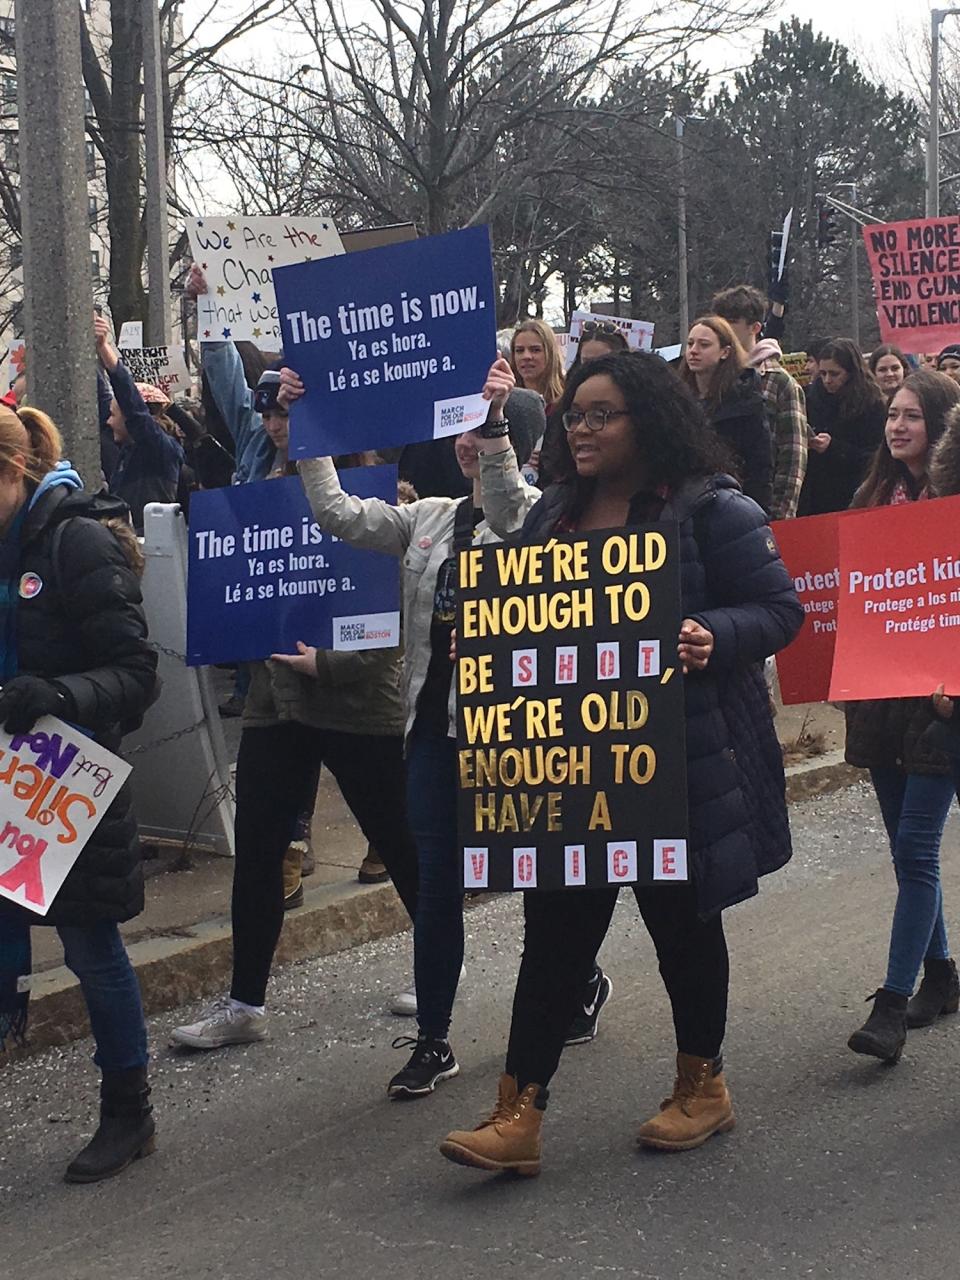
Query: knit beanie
xmin=503 ymin=388 xmax=545 ymax=467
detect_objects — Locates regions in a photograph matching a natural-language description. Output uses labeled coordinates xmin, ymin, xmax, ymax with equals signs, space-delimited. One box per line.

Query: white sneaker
xmin=390 ymin=984 xmax=417 ymax=1017
xmin=170 ymin=996 xmax=268 ymax=1050
xmin=389 ymin=963 xmax=466 ymax=1017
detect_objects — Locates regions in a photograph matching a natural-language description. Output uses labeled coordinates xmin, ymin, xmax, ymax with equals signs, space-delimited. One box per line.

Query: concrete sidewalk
xmin=5 ymin=701 xmax=855 ymax=1062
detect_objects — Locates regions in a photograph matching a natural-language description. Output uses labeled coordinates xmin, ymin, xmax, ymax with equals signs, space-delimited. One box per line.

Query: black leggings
xmin=506 ymin=883 xmax=728 ymax=1089
xmin=230 ymin=723 xmax=419 ymax=1006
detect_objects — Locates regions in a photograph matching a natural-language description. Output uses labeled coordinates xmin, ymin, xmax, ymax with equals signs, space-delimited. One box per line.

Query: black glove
xmin=768 ymin=271 xmax=790 ymax=307
xmin=0 ymin=676 xmax=75 ymax=735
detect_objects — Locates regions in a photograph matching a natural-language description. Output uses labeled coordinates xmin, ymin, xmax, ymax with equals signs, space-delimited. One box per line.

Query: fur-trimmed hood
xmin=929 ymin=403 xmax=960 ymax=497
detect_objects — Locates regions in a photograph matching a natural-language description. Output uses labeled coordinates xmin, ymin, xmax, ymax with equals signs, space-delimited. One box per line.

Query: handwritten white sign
xmin=566 ymin=311 xmax=655 ymax=369
xmin=0 ymin=717 xmax=132 ymax=917
xmin=188 ymin=215 xmax=345 ymax=346
xmin=118 ymin=321 xmax=144 ymax=349
xmin=120 ymin=346 xmax=191 ymax=400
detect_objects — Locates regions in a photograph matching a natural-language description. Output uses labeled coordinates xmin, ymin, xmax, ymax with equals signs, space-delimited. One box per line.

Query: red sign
xmin=863 ymin=216 xmax=960 ymax=356
xmin=829 ymin=495 xmax=960 ymax=700
xmin=770 ymin=514 xmax=840 ymax=704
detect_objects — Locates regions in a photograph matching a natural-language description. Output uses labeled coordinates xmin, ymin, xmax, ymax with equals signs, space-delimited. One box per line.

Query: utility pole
xmin=675 ymin=115 xmax=703 ymax=341
xmin=839 ymin=182 xmax=860 ymax=346
xmin=143 ymin=0 xmax=170 ymax=345
xmin=928 ymin=9 xmax=960 ymax=218
xmin=676 ymin=117 xmax=689 ymax=342
xmin=14 ymin=1 xmax=98 ymax=484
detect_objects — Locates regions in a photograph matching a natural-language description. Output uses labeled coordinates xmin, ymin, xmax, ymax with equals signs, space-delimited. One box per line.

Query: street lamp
xmin=676 ymin=114 xmax=704 ymax=340
xmin=928 ymin=8 xmax=960 ymax=218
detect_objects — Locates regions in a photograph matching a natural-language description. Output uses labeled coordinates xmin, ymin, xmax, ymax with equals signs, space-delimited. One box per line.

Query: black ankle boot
xmin=64 ymin=1067 xmax=156 ymax=1184
xmin=906 ymin=958 xmax=960 ymax=1029
xmin=847 ymin=988 xmax=907 ymax=1063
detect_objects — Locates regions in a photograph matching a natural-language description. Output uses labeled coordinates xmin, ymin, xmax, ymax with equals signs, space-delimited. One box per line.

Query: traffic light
xmin=817 ymin=202 xmax=838 ymax=248
xmin=768 ymin=231 xmax=783 ymax=294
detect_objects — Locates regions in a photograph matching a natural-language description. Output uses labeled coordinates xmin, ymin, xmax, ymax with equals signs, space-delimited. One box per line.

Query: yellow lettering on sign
xmin=588 ymin=790 xmax=612 ymax=831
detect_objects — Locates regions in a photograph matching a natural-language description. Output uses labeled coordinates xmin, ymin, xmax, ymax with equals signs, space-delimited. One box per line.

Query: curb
xmin=2 ymin=754 xmax=860 ymax=1063
xmin=784 ymin=750 xmax=861 ymax=804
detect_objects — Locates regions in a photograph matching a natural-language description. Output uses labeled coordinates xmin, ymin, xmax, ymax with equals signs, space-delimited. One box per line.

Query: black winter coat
xmin=516 ymin=474 xmax=804 ymax=918
xmin=705 ymin=371 xmax=773 ymax=516
xmin=798 ymin=381 xmax=886 ymax=516
xmin=12 ymin=485 xmax=158 ymax=926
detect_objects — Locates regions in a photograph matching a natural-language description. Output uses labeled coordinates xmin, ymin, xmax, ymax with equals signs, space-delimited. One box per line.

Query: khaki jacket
xmin=299 ymin=454 xmax=540 ymax=738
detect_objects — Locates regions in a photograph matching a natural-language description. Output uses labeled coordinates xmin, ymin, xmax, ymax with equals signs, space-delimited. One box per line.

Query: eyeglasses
xmin=561 ymin=408 xmax=629 ymax=433
xmin=580 ymin=320 xmax=621 ymax=338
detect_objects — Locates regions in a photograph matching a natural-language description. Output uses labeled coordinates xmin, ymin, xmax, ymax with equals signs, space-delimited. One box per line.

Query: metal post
xmin=928 ymin=10 xmax=960 ymax=218
xmin=143 ymin=0 xmax=170 ymax=345
xmin=676 ymin=117 xmax=688 ymax=342
xmin=850 ymin=183 xmax=860 ymax=346
xmin=929 ymin=10 xmax=942 ymax=218
xmin=14 ymin=1 xmax=98 ymax=484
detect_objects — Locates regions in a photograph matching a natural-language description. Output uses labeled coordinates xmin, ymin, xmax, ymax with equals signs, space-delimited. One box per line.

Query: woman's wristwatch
xmin=479 ymin=418 xmax=509 ymax=439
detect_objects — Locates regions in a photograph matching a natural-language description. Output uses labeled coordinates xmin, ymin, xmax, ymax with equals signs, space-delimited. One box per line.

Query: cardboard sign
xmin=456 ymin=528 xmax=688 ymax=891
xmin=771 ymin=514 xmax=840 ymax=704
xmin=186 ymin=467 xmax=401 ymax=665
xmin=863 ymin=217 xmax=960 ymax=355
xmin=778 ymin=208 xmax=793 ymax=282
xmin=565 ymin=310 xmax=655 ymax=369
xmin=188 ymin=214 xmax=345 ymax=346
xmin=0 ymin=718 xmax=131 ymax=917
xmin=118 ymin=321 xmax=144 ymax=349
xmin=120 ymin=345 xmax=191 ymax=399
xmin=829 ymin=495 xmax=960 ymax=700
xmin=781 ymin=351 xmax=808 ymax=385
xmin=274 ymin=226 xmax=497 ymax=458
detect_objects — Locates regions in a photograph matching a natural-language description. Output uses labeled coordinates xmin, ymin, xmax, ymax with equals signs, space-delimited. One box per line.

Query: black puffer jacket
xmin=516 ymin=474 xmax=803 ymax=918
xmin=706 ymin=370 xmax=773 ymax=516
xmin=11 ymin=485 xmax=158 ymax=925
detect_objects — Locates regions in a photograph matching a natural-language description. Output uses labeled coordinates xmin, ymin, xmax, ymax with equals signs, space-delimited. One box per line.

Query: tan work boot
xmin=637 ymin=1052 xmax=735 ymax=1152
xmin=439 ymin=1074 xmax=545 ymax=1176
xmin=282 ymin=843 xmax=303 ymax=910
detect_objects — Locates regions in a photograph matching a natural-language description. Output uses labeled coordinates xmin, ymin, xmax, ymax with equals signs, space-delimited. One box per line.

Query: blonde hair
xmin=0 ymin=404 xmax=62 ymax=484
xmin=510 ymin=319 xmax=565 ymax=406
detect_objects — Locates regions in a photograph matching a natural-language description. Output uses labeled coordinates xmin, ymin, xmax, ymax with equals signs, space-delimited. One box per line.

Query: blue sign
xmin=186 ymin=468 xmax=401 ymax=666
xmin=273 ymin=226 xmax=497 ymax=458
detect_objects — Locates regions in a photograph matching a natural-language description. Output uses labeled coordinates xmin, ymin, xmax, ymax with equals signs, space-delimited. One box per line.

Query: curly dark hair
xmin=852 ymin=370 xmax=960 ymax=507
xmin=549 ymin=350 xmax=729 ymax=491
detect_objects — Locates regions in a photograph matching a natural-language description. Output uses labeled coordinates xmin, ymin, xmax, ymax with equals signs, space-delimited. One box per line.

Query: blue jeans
xmin=406 ymin=726 xmax=462 ymax=1040
xmin=869 ymin=769 xmax=956 ymax=996
xmin=57 ymin=922 xmax=148 ymax=1072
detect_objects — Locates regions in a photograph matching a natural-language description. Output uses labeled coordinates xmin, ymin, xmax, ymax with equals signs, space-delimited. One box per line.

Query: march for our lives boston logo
xmin=273 ymin=226 xmax=497 ymax=458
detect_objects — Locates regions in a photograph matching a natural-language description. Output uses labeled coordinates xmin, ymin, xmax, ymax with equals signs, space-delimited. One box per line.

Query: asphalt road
xmin=3 ymin=779 xmax=960 ymax=1280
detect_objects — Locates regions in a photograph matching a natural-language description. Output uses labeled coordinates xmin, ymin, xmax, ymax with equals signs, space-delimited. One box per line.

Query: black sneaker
xmin=564 ymin=969 xmax=613 ymax=1046
xmin=388 ymin=1036 xmax=459 ymax=1098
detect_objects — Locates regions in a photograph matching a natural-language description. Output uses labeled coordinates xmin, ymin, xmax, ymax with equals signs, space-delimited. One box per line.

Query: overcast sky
xmin=180 ymin=0 xmax=942 ymax=88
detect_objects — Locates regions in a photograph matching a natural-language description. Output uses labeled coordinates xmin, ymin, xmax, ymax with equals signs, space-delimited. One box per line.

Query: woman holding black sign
xmin=283 ymin=359 xmax=612 ymax=1100
xmin=438 ymin=350 xmax=802 ymax=1175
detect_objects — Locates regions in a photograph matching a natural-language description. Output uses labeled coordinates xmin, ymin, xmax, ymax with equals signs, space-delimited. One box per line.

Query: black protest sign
xmin=456 ymin=527 xmax=689 ymax=892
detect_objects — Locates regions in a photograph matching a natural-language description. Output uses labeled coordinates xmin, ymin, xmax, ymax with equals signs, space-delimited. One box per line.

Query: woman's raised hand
xmin=482 ymin=357 xmax=515 ymax=415
xmin=278 ymin=367 xmax=306 ymax=409
xmin=185 ymin=263 xmax=208 ymax=301
xmin=933 ymin=683 xmax=955 ymax=720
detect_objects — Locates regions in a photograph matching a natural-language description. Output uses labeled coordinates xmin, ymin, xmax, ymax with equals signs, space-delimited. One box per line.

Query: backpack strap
xmin=452 ymin=495 xmax=476 ymax=554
